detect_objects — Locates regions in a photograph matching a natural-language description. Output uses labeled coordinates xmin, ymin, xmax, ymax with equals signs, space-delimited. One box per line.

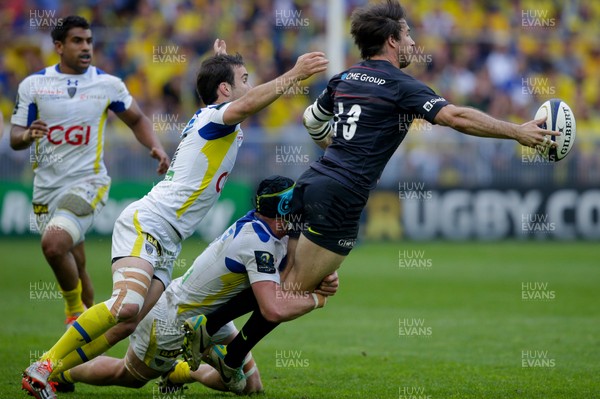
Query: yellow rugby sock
xmin=52 ymin=369 xmax=74 ymax=384
xmin=62 ymin=279 xmax=85 ymax=316
xmin=168 ymin=361 xmax=194 ymax=384
xmin=43 ymin=303 xmax=116 ymax=365
xmin=50 ymin=334 xmax=112 ymax=377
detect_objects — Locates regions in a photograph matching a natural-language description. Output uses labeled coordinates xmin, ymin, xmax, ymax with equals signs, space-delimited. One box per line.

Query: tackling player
xmin=184 ymin=0 xmax=562 ymax=385
xmin=22 ymin=40 xmax=328 ymax=399
xmin=45 ymin=176 xmax=336 ymax=396
xmin=10 ymin=16 xmax=170 ymax=329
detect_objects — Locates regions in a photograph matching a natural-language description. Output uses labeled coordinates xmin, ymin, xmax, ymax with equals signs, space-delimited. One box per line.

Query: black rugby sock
xmin=205 ymin=287 xmax=257 ymax=336
xmin=224 ymin=310 xmax=279 ymax=368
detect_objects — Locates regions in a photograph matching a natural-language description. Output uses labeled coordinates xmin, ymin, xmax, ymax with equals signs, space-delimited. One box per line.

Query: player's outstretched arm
xmin=116 ymin=99 xmax=170 ymax=174
xmin=434 ymin=104 xmax=559 ymax=148
xmin=10 ymin=120 xmax=48 ymax=150
xmin=222 ymin=52 xmax=328 ymax=126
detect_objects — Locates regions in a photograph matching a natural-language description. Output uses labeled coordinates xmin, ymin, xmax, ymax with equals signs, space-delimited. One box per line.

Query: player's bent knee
xmin=115 ymin=303 xmax=141 ymax=322
xmin=41 ymin=237 xmax=68 ymax=260
xmin=105 ymin=267 xmax=152 ymax=320
xmin=41 ymin=226 xmax=79 ymax=259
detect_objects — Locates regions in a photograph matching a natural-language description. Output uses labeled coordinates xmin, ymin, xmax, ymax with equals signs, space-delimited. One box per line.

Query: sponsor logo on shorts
xmin=158 ymin=349 xmax=182 ymax=358
xmin=32 ymin=203 xmax=49 ymax=215
xmin=337 ymin=238 xmax=356 ymax=249
xmin=306 ymin=226 xmax=322 ymax=236
xmin=143 ymin=232 xmax=162 ymax=256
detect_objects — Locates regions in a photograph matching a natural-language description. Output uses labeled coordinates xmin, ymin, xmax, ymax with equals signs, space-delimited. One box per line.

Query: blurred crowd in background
xmin=1 ymin=0 xmax=599 ymax=187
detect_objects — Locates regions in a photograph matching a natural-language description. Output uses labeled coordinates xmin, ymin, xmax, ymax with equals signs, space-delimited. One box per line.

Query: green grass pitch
xmin=1 ymin=237 xmax=598 ymax=398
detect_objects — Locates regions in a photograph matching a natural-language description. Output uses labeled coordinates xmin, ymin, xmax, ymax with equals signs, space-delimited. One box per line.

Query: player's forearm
xmin=10 ymin=125 xmax=33 ymax=150
xmin=261 ymin=290 xmax=326 ymax=323
xmin=438 ymin=105 xmax=519 ymax=140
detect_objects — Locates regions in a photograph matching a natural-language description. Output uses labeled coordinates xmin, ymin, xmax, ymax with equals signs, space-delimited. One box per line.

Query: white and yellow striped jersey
xmin=162 ymin=210 xmax=288 ymax=320
xmin=11 ymin=65 xmax=132 ymax=197
xmin=142 ymin=103 xmax=244 ymax=239
xmin=128 ymin=211 xmax=287 ymax=373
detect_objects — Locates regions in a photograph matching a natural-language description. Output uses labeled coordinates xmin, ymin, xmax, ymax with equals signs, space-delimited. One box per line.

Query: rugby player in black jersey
xmin=181 ymin=1 xmax=558 ymax=388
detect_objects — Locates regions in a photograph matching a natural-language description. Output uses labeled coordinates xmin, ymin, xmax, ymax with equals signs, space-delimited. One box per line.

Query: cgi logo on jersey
xmin=47 ymin=125 xmax=91 ymax=146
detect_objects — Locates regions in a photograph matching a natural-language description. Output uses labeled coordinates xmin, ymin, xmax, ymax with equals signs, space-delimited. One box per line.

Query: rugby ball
xmin=534 ymin=99 xmax=576 ymax=162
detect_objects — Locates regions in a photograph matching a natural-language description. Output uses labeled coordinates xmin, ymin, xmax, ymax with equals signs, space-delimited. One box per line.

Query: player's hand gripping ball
xmin=534 ymin=99 xmax=576 ymax=162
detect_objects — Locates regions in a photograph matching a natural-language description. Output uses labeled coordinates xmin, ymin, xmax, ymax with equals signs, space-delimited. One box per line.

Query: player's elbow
xmin=303 ymin=106 xmax=332 ymax=144
xmin=302 ymin=105 xmax=318 ymax=130
xmin=9 ymin=128 xmax=25 ymax=150
xmin=434 ymin=104 xmax=465 ymax=130
xmin=9 ymin=138 xmax=20 ymax=150
xmin=303 ymin=103 xmax=332 ymax=129
xmin=259 ymin=304 xmax=287 ymax=323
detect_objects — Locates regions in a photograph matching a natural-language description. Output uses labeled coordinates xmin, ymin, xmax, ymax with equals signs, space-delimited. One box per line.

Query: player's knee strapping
xmin=46 ymin=194 xmax=95 ymax=244
xmin=124 ymin=355 xmax=153 ymax=382
xmin=45 ymin=212 xmax=83 ymax=244
xmin=105 ymin=267 xmax=152 ymax=319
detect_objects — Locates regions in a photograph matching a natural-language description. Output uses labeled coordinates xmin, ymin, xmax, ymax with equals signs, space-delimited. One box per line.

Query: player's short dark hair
xmin=350 ymin=0 xmax=406 ymax=59
xmin=255 ymin=175 xmax=295 ymax=218
xmin=196 ymin=54 xmax=245 ymax=105
xmin=51 ymin=15 xmax=90 ymax=43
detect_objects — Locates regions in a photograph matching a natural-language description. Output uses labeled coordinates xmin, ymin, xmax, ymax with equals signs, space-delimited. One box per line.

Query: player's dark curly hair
xmin=196 ymin=54 xmax=245 ymax=105
xmin=51 ymin=15 xmax=90 ymax=43
xmin=350 ymin=0 xmax=405 ymax=59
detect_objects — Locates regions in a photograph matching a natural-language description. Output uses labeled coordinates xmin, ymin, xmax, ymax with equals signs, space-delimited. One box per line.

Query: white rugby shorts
xmin=32 ymin=175 xmax=111 ymax=243
xmin=129 ymin=297 xmax=235 ymax=373
xmin=112 ymin=200 xmax=182 ymax=288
